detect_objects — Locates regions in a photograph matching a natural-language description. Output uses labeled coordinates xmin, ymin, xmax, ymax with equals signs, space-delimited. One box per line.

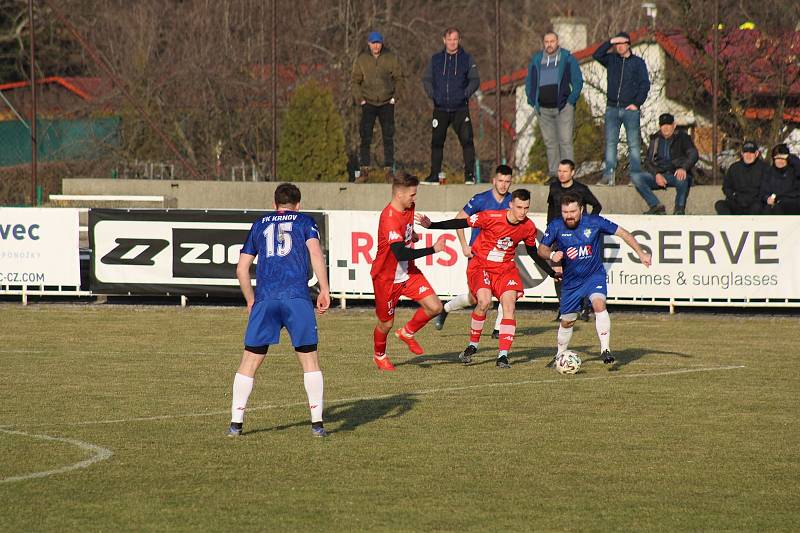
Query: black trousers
xmin=359 ymin=103 xmax=395 ymax=167
xmin=430 ymin=108 xmax=475 ymax=179
xmin=714 ymin=199 xmax=761 ymax=215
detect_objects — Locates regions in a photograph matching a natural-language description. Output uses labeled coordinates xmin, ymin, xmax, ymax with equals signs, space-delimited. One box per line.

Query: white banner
xmin=0 ymin=208 xmax=80 ymax=286
xmin=327 ymin=211 xmax=800 ymax=302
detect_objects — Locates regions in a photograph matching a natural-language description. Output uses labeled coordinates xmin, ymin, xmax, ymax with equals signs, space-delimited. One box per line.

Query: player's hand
xmin=550 ymin=250 xmax=564 ymax=263
xmin=655 ymin=173 xmax=667 ymax=188
xmin=550 ymin=270 xmax=563 ymax=281
xmin=461 ymin=244 xmax=473 ymax=258
xmin=639 ymin=252 xmax=652 ymax=268
xmin=316 ymin=289 xmax=331 ymax=314
xmin=433 ymin=235 xmax=448 ymax=253
xmin=246 ymin=297 xmax=255 ymax=314
xmin=415 ymin=213 xmax=432 ymax=228
xmin=675 ymin=168 xmax=687 ymax=181
xmin=411 ymin=231 xmax=420 ymax=243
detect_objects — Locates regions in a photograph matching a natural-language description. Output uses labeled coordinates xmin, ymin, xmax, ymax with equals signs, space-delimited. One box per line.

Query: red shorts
xmin=467 ymin=260 xmax=523 ymax=300
xmin=372 ymin=273 xmax=436 ymax=322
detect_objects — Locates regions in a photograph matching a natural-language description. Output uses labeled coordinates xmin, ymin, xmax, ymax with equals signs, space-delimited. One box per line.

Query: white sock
xmin=444 ymin=293 xmax=472 ymax=313
xmin=494 ymin=304 xmax=504 ymax=331
xmin=557 ymin=326 xmax=573 ymax=356
xmin=595 ymin=310 xmax=611 ymax=352
xmin=303 ymin=371 xmax=324 ymax=423
xmin=231 ymin=373 xmax=254 ymax=424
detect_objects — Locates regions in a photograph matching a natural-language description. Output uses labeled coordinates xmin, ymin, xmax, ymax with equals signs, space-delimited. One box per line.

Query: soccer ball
xmin=556 ymin=350 xmax=582 ymax=375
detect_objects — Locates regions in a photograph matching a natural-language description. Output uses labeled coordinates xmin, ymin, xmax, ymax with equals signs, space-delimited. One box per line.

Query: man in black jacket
xmin=630 ymin=113 xmax=698 ymax=215
xmin=760 ymin=144 xmax=800 ymax=215
xmin=715 ymin=141 xmax=767 ymax=215
xmin=422 ymin=27 xmax=480 ymax=184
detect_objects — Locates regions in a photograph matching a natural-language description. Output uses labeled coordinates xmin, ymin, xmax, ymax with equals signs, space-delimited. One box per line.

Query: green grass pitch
xmin=1 ymin=304 xmax=798 ymax=531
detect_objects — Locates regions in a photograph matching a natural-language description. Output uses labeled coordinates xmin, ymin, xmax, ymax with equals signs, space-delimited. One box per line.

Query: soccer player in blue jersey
xmin=538 ymin=192 xmax=651 ymax=368
xmin=227 ymin=183 xmax=331 ymax=437
xmin=434 ymin=164 xmax=513 ymax=336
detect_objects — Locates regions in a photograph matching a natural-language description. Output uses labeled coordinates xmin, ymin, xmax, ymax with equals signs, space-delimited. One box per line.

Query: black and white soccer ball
xmin=556 ymin=350 xmax=582 ymax=375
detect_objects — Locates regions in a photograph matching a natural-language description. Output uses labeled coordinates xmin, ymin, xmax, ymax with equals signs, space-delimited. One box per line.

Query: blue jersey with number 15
xmin=241 ymin=210 xmax=320 ymax=301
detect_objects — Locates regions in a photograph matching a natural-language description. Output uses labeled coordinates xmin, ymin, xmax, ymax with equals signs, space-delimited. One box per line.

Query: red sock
xmin=498 ymin=319 xmax=516 ymax=352
xmin=469 ymin=312 xmax=486 ymax=344
xmin=374 ymin=326 xmax=388 ymax=356
xmin=405 ymin=307 xmax=433 ymax=335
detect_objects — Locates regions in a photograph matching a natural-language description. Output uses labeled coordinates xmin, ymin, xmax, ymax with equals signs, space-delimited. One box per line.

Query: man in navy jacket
xmin=593 ymin=31 xmax=650 ymax=186
xmin=525 ymin=31 xmax=584 ymax=179
xmin=422 ymin=27 xmax=480 ymax=184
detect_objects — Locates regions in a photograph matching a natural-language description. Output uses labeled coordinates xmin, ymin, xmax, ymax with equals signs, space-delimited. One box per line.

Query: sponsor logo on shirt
xmin=469 ymin=214 xmax=479 ymax=225
xmin=388 ymin=230 xmax=402 ymax=241
xmin=583 ymin=228 xmax=592 ymax=238
xmin=419 ymin=285 xmax=429 ymax=294
xmin=566 ymin=245 xmax=593 ymax=260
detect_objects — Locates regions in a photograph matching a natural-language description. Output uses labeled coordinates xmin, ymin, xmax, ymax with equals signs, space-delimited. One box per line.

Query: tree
xmin=278 ymin=81 xmax=348 ymax=182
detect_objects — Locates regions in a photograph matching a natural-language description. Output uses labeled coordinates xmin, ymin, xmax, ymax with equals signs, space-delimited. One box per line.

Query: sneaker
xmin=459 ymin=344 xmax=477 ymax=364
xmin=491 ymin=329 xmax=500 ymax=339
xmin=373 ymin=354 xmax=396 ymax=371
xmin=602 ymin=349 xmax=616 ymax=366
xmin=226 ymin=422 xmax=243 ymax=437
xmin=395 ymin=328 xmax=424 ymax=355
xmin=496 ymin=355 xmax=511 ymax=369
xmin=673 ymin=206 xmax=686 ymax=215
xmin=545 ymin=354 xmax=558 ymax=368
xmin=578 ymin=307 xmax=591 ymax=322
xmin=433 ymin=310 xmax=448 ymax=331
xmin=463 ymin=176 xmax=476 ymax=185
xmin=597 ymin=175 xmax=615 ymax=186
xmin=311 ymin=425 xmax=328 ymax=438
xmin=421 ymin=175 xmax=439 ymax=185
xmin=644 ymin=204 xmax=666 ymax=215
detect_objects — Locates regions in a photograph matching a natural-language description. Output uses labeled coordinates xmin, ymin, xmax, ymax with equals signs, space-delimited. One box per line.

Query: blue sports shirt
xmin=241 ymin=210 xmax=320 ymax=301
xmin=463 ymin=189 xmax=511 ymax=245
xmin=541 ymin=213 xmax=618 ymax=288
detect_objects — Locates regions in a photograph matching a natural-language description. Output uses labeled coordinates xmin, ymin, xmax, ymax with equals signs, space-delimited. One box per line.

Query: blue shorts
xmin=244 ymin=298 xmax=318 ymax=348
xmin=560 ymin=273 xmax=607 ymax=315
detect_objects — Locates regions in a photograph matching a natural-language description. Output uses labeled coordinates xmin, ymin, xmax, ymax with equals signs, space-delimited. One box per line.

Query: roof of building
xmin=0 ymin=76 xmax=113 ymax=101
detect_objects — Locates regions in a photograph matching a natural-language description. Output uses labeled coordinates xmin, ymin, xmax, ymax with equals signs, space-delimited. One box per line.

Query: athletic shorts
xmin=372 ymin=272 xmax=436 ymax=322
xmin=560 ymin=273 xmax=607 ymax=315
xmin=467 ymin=260 xmax=523 ymax=300
xmin=244 ymin=298 xmax=318 ymax=348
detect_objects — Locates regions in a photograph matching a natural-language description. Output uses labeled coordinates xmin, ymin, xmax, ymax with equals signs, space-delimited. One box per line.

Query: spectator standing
xmin=593 ymin=31 xmax=650 ymax=186
xmin=352 ymin=31 xmax=405 ymax=180
xmin=630 ymin=113 xmax=698 ymax=215
xmin=715 ymin=141 xmax=768 ymax=215
xmin=422 ymin=27 xmax=480 ymax=184
xmin=525 ymin=31 xmax=584 ymax=179
xmin=760 ymin=144 xmax=800 ymax=215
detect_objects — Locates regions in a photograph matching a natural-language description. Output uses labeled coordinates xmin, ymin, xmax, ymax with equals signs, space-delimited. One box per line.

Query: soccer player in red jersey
xmin=371 ymin=172 xmax=449 ymax=371
xmin=417 ymin=189 xmax=559 ymax=368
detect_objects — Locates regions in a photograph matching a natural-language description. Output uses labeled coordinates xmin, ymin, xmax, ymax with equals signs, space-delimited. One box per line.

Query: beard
xmin=564 ymin=217 xmax=579 ymax=229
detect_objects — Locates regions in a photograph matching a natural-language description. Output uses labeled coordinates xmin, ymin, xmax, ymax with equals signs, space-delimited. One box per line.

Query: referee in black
xmin=546 ymin=159 xmax=602 ymax=322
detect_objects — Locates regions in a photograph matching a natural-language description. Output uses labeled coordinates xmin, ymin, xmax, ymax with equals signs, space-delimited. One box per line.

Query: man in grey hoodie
xmin=525 ymin=31 xmax=584 ymax=179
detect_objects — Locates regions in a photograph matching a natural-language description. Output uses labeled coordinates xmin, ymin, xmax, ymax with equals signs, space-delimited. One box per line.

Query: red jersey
xmin=371 ymin=202 xmax=420 ymax=282
xmin=467 ymin=210 xmax=537 ymax=268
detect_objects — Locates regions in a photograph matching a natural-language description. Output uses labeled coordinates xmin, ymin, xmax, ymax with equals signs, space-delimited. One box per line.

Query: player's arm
xmin=236 ymin=253 xmax=256 ymax=312
xmin=306 ymin=238 xmax=331 ymax=314
xmin=415 ymin=212 xmax=470 ymax=230
xmin=525 ymin=244 xmax=560 ymax=279
xmin=454 ymin=209 xmax=472 ymax=257
xmin=390 ymin=237 xmax=447 ymax=261
xmin=615 ymin=227 xmax=652 ymax=267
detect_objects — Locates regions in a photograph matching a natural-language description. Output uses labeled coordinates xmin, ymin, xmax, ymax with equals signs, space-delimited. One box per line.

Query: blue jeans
xmin=630 ymin=171 xmax=692 ymax=208
xmin=603 ymin=106 xmax=641 ymax=178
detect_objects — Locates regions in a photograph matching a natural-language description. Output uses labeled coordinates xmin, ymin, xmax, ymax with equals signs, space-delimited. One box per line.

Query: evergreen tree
xmin=278 ymin=81 xmax=348 ymax=182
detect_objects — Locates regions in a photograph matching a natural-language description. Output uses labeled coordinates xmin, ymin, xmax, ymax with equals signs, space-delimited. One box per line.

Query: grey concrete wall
xmin=62 ymin=178 xmax=726 ymax=215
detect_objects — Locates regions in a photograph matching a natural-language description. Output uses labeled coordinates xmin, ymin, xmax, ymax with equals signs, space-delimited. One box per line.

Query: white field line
xmin=12 ymin=365 xmax=745 ymax=429
xmin=0 ymin=429 xmax=113 ymax=484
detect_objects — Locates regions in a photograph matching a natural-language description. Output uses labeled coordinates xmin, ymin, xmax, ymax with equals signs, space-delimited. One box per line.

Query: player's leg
xmin=589 ymin=289 xmax=614 ymax=366
xmin=371 ymin=279 xmax=399 ymax=370
xmin=495 ymin=290 xmax=518 ymax=369
xmin=284 ymin=298 xmax=328 ymax=436
xmin=229 ymin=300 xmax=280 ymax=435
xmin=459 ymin=287 xmax=491 ymax=364
xmin=546 ymin=284 xmax=582 ymax=368
xmin=492 ymin=301 xmax=504 ymax=338
xmin=435 ymin=290 xmax=476 ymax=330
xmin=395 ymin=275 xmax=441 ymax=356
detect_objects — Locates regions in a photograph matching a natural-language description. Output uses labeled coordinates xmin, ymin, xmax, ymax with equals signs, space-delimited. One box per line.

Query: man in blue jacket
xmin=525 ymin=31 xmax=584 ymax=180
xmin=422 ymin=27 xmax=481 ymax=184
xmin=593 ymin=31 xmax=650 ymax=186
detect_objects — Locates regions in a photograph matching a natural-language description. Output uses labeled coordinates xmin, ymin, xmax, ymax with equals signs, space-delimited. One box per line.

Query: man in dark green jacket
xmin=351 ymin=31 xmax=405 ymax=177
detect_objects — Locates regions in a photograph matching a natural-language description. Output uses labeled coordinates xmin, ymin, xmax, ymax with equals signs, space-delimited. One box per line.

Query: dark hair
xmin=560 ymin=192 xmax=584 ymax=207
xmin=443 ymin=27 xmax=460 ymax=38
xmin=511 ymin=189 xmax=530 ymax=202
xmin=274 ymin=183 xmax=301 ymax=206
xmin=558 ymin=159 xmax=575 ymax=170
xmin=495 ymin=164 xmax=513 ymax=176
xmin=392 ymin=171 xmax=419 ymax=190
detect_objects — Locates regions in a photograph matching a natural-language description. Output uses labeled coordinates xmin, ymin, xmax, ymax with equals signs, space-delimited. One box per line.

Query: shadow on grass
xmin=247 ymin=393 xmax=418 ymax=435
